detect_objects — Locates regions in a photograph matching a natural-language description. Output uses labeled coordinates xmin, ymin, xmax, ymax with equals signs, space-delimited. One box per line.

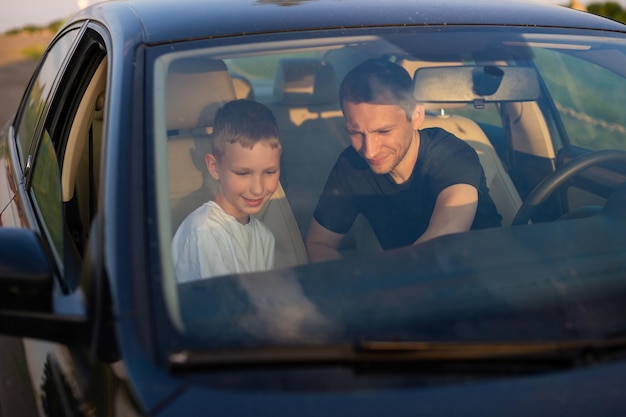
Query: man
xmin=305 ymin=59 xmax=501 ymax=262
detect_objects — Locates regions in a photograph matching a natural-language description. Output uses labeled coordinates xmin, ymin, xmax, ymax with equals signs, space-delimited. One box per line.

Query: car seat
xmin=166 ymin=57 xmax=308 ymax=268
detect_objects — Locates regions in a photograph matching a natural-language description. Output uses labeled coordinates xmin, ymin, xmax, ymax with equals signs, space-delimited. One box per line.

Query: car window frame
xmin=13 ymin=24 xmax=85 ymax=175
xmin=145 ymin=25 xmax=626 ymax=356
xmin=25 ymin=26 xmax=109 ymax=290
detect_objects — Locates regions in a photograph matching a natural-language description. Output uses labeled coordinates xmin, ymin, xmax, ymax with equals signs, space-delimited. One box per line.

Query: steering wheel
xmin=512 ymin=149 xmax=626 ymax=226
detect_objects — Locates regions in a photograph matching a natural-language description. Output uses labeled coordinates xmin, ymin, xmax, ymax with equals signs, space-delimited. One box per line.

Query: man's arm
xmin=415 ymin=183 xmax=478 ymax=245
xmin=305 ymin=218 xmax=346 ymax=262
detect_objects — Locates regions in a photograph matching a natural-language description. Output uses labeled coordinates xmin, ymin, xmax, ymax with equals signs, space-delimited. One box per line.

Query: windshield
xmin=148 ymin=26 xmax=626 ymax=355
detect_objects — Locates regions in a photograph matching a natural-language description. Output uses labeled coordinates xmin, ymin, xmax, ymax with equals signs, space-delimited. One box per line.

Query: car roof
xmin=73 ymin=0 xmax=626 ymax=45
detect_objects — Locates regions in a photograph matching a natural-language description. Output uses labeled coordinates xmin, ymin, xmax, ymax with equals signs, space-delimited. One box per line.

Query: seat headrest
xmin=396 ymin=58 xmax=464 ymax=78
xmin=232 ymin=74 xmax=255 ymax=100
xmin=396 ymin=58 xmax=466 ymax=112
xmin=166 ymin=57 xmax=236 ymax=131
xmin=273 ymin=58 xmax=337 ymax=106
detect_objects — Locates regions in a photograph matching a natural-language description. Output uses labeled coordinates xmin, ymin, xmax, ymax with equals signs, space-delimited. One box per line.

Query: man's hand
xmin=305 ymin=218 xmax=345 ymax=262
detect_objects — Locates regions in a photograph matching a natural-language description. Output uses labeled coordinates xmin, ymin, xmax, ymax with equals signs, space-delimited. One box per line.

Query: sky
xmin=2 ymin=0 xmax=626 ymax=34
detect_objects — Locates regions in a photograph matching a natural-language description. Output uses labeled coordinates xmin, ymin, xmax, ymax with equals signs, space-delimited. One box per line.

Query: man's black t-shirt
xmin=313 ymin=127 xmax=502 ymax=250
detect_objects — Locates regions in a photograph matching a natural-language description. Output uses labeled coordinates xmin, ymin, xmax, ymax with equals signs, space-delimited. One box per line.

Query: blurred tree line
xmin=587 ymin=2 xmax=626 ymax=22
xmin=4 ymin=19 xmax=65 ymax=36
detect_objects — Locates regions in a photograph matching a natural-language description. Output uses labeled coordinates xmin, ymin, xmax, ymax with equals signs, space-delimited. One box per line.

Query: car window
xmin=15 ymin=29 xmax=79 ymax=170
xmin=148 ymin=27 xmax=626 ymax=349
xmin=534 ymin=47 xmax=626 ymax=151
xmin=25 ymin=28 xmax=108 ymax=289
xmin=30 ymin=130 xmax=63 ymax=263
xmin=226 ymin=51 xmax=324 ymax=98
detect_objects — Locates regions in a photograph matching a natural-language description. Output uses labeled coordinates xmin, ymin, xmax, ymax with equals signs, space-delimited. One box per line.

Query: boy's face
xmin=206 ymin=141 xmax=281 ymax=224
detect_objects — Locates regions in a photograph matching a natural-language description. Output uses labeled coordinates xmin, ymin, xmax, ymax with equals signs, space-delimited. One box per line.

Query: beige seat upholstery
xmin=271 ymin=57 xmax=344 ymax=126
xmin=273 ymin=58 xmax=337 ymax=105
xmin=166 ymin=57 xmax=308 ymax=268
xmin=167 ymin=57 xmax=237 ymax=134
xmin=167 ymin=58 xmax=236 ymax=226
xmin=232 ymin=74 xmax=255 ymax=100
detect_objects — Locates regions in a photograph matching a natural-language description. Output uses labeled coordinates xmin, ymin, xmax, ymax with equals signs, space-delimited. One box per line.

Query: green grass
xmin=21 ymin=44 xmax=46 ymax=61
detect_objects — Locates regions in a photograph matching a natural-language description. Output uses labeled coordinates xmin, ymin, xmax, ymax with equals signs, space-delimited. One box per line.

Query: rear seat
xmin=268 ymin=58 xmax=351 ymax=238
xmin=167 ymin=57 xmax=237 ymax=229
xmin=166 ymin=57 xmax=308 ymax=268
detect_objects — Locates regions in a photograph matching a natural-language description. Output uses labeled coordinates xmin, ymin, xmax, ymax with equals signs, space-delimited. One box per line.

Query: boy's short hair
xmin=211 ymin=99 xmax=281 ymax=159
xmin=339 ymin=59 xmax=418 ymax=119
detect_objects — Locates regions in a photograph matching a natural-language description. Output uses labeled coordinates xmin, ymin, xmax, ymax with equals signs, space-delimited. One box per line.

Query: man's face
xmin=206 ymin=142 xmax=281 ymax=224
xmin=343 ymin=100 xmax=423 ymax=182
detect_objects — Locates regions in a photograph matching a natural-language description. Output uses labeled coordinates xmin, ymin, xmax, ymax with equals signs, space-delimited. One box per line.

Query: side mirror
xmin=0 ymin=228 xmax=53 ymax=310
xmin=0 ymin=228 xmax=87 ymax=343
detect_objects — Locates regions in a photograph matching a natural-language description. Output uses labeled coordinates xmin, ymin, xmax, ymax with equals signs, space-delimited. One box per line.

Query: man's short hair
xmin=339 ymin=59 xmax=417 ymax=118
xmin=211 ymin=99 xmax=281 ymax=158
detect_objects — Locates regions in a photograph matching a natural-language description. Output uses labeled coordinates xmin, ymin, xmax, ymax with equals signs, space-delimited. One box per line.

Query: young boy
xmin=172 ymin=99 xmax=282 ymax=282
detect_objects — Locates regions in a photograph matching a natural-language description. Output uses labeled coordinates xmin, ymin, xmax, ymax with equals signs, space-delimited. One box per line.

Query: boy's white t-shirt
xmin=172 ymin=201 xmax=275 ymax=283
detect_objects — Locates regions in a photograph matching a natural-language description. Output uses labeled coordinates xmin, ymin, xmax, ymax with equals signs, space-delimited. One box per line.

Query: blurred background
xmin=0 ymin=0 xmax=105 ymax=34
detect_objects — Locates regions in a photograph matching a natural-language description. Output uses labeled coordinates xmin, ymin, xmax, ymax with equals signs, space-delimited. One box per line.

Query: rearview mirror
xmin=412 ymin=65 xmax=541 ymax=104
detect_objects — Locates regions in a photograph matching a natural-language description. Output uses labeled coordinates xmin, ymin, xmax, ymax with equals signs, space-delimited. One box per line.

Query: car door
xmin=540 ymin=49 xmax=626 ymax=211
xmin=496 ymin=45 xmax=626 ymax=223
xmin=523 ymin=46 xmax=626 ymax=218
xmin=6 ymin=23 xmax=119 ymax=417
xmin=1 ymin=27 xmax=79 ymax=229
xmin=0 ymin=26 xmax=80 ymax=417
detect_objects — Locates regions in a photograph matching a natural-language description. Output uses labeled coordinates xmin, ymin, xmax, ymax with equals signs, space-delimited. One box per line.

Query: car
xmin=2 ymin=0 xmax=626 ymax=415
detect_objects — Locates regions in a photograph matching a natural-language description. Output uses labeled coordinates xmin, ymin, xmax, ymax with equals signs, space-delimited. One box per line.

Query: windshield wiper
xmin=168 ymin=337 xmax=626 ymax=371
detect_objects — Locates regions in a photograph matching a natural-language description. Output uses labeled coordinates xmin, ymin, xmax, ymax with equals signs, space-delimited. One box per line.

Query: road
xmin=0 ymin=32 xmax=53 ymax=417
xmin=0 ymin=32 xmax=52 ymax=125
